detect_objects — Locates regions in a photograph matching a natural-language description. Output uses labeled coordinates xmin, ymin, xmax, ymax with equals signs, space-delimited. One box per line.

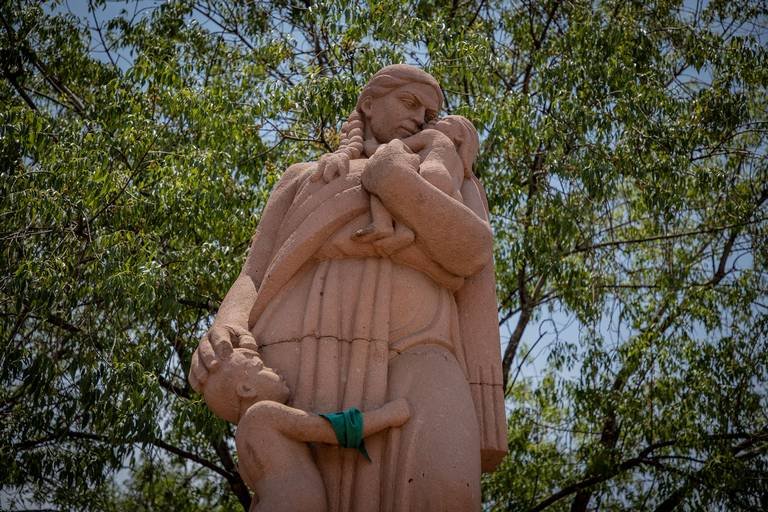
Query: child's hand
xmin=382 ymin=398 xmax=411 ymax=427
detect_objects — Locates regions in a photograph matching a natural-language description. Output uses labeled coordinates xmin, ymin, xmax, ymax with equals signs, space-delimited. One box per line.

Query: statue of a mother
xmin=191 ymin=65 xmax=506 ymax=511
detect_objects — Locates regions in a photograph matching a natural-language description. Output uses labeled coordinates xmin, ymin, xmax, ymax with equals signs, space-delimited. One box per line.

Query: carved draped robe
xmin=241 ymin=158 xmax=506 ymax=512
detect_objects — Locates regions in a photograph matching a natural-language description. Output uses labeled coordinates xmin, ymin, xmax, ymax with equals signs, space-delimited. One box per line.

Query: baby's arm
xmin=353 ymin=129 xmax=461 ymax=248
xmin=360 ymin=398 xmax=411 ymax=437
xmin=402 ymin=130 xmax=463 ymax=200
xmin=244 ymin=399 xmax=410 ymax=444
xmin=400 ymin=128 xmax=447 ymax=154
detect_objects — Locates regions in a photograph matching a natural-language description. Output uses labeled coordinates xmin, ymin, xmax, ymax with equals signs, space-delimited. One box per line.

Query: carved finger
xmin=401 ymin=131 xmax=429 ymax=152
xmin=387 ymin=139 xmax=412 ymax=154
xmin=352 ymin=225 xmax=389 ymax=243
xmin=238 ymin=333 xmax=259 ymax=352
xmin=372 ymin=224 xmax=414 ymax=254
xmin=405 ymin=152 xmax=421 ymax=170
xmin=196 ymin=335 xmax=220 ymax=373
xmin=311 ymin=159 xmax=326 ymax=182
xmin=337 ymin=153 xmax=350 ymax=178
xmin=208 ymin=328 xmax=234 ymax=360
xmin=228 ymin=325 xmax=257 ymax=350
xmin=189 ymin=350 xmax=206 ymax=390
xmin=230 ymin=324 xmax=250 ymax=337
xmin=322 ymin=156 xmax=339 ymax=182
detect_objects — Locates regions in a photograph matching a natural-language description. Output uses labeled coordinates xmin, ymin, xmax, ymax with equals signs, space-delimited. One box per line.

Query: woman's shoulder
xmin=282 ymin=162 xmax=316 ymax=180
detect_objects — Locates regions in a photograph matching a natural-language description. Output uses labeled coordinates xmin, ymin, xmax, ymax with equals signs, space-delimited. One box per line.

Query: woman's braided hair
xmin=334 ymin=64 xmax=443 ymax=160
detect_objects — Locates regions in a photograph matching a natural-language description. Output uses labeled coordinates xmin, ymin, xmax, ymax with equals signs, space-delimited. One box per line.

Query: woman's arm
xmin=200 ymin=163 xmax=308 ymax=356
xmin=361 ymin=140 xmax=493 ymax=277
xmin=400 ymin=128 xmax=444 ymax=154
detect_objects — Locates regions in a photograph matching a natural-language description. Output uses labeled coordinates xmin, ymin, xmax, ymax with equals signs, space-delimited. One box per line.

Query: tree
xmin=1 ymin=0 xmax=766 ymax=510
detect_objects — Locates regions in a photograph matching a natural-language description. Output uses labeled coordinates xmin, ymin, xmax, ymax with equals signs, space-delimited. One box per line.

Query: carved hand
xmin=359 ymin=398 xmax=412 ymax=438
xmin=379 ymin=398 xmax=411 ymax=427
xmin=311 ymin=152 xmax=350 ymax=183
xmin=191 ymin=324 xmax=258 ymax=381
xmin=209 ymin=323 xmax=257 ymax=352
xmin=361 ymin=139 xmax=420 ymax=193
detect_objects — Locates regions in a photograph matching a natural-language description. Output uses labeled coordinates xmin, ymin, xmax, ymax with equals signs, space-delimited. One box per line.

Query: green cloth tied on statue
xmin=320 ymin=407 xmax=371 ymax=461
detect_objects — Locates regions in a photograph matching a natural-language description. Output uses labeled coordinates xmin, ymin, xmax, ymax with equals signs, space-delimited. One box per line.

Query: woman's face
xmin=361 ymin=83 xmax=441 ymax=143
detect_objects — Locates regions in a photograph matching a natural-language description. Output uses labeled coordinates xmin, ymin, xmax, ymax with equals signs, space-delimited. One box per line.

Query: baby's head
xmin=431 ymin=115 xmax=480 ymax=178
xmin=193 ymin=347 xmax=290 ymax=424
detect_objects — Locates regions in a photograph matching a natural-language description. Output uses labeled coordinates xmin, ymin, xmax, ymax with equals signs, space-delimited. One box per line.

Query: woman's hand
xmin=400 ymin=128 xmax=446 ymax=154
xmin=189 ymin=324 xmax=258 ymax=390
xmin=361 ymin=140 xmax=420 ymax=193
xmin=208 ymin=323 xmax=258 ymax=354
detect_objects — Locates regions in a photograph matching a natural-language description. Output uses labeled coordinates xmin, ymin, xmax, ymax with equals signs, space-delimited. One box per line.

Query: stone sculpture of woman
xmin=189 ymin=64 xmax=506 ymax=512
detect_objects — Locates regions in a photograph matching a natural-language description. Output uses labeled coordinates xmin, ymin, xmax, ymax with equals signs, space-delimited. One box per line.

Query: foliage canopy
xmin=1 ymin=0 xmax=767 ymax=510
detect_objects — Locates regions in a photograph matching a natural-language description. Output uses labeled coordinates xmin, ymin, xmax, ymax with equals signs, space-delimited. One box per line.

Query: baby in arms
xmin=189 ymin=343 xmax=410 ymax=512
xmin=353 ymin=115 xmax=480 ymax=253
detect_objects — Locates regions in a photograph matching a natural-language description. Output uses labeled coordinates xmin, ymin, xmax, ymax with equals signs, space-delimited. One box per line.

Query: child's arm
xmin=244 ymin=399 xmax=410 ymax=444
xmin=401 ymin=130 xmax=463 ymax=199
xmin=359 ymin=398 xmax=411 ymax=436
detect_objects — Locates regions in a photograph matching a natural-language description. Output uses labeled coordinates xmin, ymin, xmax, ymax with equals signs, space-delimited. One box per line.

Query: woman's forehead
xmin=394 ymin=83 xmax=441 ymax=112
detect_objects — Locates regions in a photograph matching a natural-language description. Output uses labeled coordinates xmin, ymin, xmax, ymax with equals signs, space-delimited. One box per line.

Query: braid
xmin=335 ymin=109 xmax=365 ymax=160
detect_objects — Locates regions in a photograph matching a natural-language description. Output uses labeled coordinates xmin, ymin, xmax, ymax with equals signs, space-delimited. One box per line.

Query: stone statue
xmin=352 ymin=115 xmax=478 ymax=252
xmin=189 ymin=64 xmax=506 ymax=512
xmin=189 ymin=345 xmax=411 ymax=512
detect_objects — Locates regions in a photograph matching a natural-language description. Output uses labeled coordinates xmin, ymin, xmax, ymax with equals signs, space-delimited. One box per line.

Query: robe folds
xmin=243 ymin=159 xmax=506 ymax=511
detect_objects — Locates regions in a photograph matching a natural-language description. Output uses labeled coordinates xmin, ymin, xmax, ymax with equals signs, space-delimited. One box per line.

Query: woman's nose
xmin=411 ymin=105 xmax=426 ymax=127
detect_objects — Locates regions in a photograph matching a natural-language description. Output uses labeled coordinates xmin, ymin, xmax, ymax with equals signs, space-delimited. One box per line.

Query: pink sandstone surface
xmin=189 ymin=64 xmax=507 ymax=512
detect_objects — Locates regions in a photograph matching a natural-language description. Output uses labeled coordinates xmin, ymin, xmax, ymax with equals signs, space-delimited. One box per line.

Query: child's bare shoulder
xmin=242 ymin=400 xmax=292 ymax=421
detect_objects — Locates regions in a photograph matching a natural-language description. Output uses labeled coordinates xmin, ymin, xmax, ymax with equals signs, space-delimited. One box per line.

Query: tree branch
xmin=531 ymin=432 xmax=768 ymax=512
xmin=146 ymin=435 xmax=235 ymax=481
xmin=566 ymin=217 xmax=767 ymax=257
xmin=501 ymin=273 xmax=546 ymax=389
xmin=157 ymin=374 xmax=190 ymax=399
xmin=14 ymin=429 xmax=234 ymax=481
xmin=209 ymin=435 xmax=252 ymax=509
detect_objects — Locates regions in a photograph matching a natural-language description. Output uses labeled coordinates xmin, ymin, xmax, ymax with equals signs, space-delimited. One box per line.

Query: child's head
xmin=431 ymin=115 xmax=480 ymax=178
xmin=196 ymin=348 xmax=290 ymax=424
